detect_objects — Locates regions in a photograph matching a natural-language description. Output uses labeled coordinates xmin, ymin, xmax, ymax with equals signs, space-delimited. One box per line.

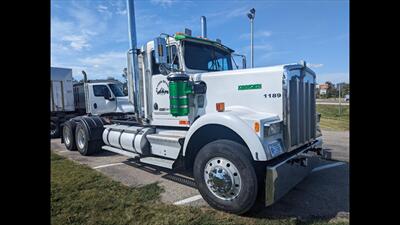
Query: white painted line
xmin=173 ymin=195 xmax=203 ymax=205
xmin=93 ymin=162 xmax=124 ymax=169
xmin=58 ymin=150 xmax=69 ymax=153
xmin=312 ymin=162 xmax=346 ymax=173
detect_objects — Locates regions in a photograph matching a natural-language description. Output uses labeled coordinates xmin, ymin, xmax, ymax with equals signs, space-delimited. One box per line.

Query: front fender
xmin=183 ymin=112 xmax=269 ymax=161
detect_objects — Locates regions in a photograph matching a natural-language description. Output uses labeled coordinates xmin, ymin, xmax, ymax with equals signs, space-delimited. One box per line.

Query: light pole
xmin=338 ymin=83 xmax=342 ymax=116
xmin=247 ymin=8 xmax=255 ymax=68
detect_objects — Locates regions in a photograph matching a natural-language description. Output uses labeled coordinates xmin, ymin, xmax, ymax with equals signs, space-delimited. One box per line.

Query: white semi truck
xmin=60 ymin=0 xmax=324 ymax=214
xmin=50 ymin=67 xmax=134 ymax=138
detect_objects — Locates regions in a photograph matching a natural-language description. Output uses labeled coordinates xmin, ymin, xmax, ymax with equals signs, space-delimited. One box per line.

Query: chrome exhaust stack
xmin=200 ymin=16 xmax=207 ymax=38
xmin=126 ymin=0 xmax=143 ymax=118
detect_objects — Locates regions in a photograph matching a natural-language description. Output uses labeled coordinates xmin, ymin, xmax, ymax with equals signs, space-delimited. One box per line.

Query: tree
xmin=341 ymin=83 xmax=350 ymax=96
xmin=325 ymin=81 xmax=337 ymax=98
xmin=336 ymin=82 xmax=350 ymax=98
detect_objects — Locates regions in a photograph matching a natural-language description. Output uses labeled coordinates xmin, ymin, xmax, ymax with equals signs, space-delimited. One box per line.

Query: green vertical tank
xmin=167 ymin=73 xmax=192 ymax=117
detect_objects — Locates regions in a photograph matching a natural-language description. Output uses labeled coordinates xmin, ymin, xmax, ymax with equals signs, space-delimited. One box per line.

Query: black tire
xmin=193 ymin=139 xmax=258 ymax=215
xmin=75 ymin=122 xmax=102 ymax=156
xmin=63 ymin=120 xmax=77 ymax=150
xmin=50 ymin=120 xmax=60 ymax=138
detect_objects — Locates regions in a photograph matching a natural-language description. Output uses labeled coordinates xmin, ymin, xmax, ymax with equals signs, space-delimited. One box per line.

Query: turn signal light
xmin=254 ymin=122 xmax=260 ymax=133
xmin=179 ymin=120 xmax=190 ymax=125
xmin=216 ymin=102 xmax=225 ymax=112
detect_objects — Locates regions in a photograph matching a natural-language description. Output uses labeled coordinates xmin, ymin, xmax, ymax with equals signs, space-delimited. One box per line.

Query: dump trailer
xmin=50 ymin=67 xmax=134 ymax=138
xmin=61 ymin=0 xmax=324 ymax=214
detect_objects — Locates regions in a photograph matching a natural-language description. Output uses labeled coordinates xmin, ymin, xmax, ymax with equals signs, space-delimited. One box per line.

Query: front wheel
xmin=193 ymin=139 xmax=258 ymax=215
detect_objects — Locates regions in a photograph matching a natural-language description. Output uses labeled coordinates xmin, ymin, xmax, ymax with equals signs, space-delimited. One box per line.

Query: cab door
xmin=150 ymin=45 xmax=185 ymax=126
xmin=87 ymin=84 xmax=117 ymax=115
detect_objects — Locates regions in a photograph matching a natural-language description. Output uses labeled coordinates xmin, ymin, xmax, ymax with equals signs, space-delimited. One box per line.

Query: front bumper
xmin=265 ymin=137 xmax=323 ymax=206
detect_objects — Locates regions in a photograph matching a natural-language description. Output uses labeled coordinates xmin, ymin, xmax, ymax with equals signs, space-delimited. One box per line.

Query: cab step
xmin=139 ymin=157 xmax=175 ymax=169
xmin=146 ymin=130 xmax=187 ymax=159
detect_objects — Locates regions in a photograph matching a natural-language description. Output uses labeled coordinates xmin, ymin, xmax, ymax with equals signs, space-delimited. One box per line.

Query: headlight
xmin=264 ymin=122 xmax=282 ymax=137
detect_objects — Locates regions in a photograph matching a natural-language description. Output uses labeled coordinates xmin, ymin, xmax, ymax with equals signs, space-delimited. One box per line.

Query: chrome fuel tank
xmin=102 ymin=124 xmax=154 ymax=155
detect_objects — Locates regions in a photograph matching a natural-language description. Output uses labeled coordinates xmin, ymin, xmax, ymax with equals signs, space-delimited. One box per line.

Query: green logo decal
xmin=238 ymin=83 xmax=262 ymax=90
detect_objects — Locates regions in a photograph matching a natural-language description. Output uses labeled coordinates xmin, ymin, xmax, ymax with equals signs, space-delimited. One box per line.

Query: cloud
xmin=258 ymin=50 xmax=291 ymax=62
xmin=254 ymin=44 xmax=273 ymax=51
xmin=308 ymin=63 xmax=324 ymax=68
xmin=315 ymin=33 xmax=349 ymax=45
xmin=97 ymin=5 xmax=108 ymax=12
xmin=209 ymin=5 xmax=249 ymax=18
xmin=205 ymin=5 xmax=252 ymax=27
xmin=317 ymin=72 xmax=349 ymax=84
xmin=240 ymin=30 xmax=272 ymax=40
xmin=79 ymin=51 xmax=125 ymax=65
xmin=116 ymin=9 xmax=127 ymax=15
xmin=51 ymin=18 xmax=95 ymax=52
xmin=240 ymin=43 xmax=273 ymax=52
xmin=97 ymin=4 xmax=113 ymax=19
xmin=75 ymin=51 xmax=127 ymax=80
xmin=150 ymin=0 xmax=176 ymax=7
xmin=62 ymin=35 xmax=90 ymax=50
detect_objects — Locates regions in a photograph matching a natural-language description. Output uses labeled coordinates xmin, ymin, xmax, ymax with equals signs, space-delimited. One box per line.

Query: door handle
xmin=93 ymin=103 xmax=97 ymax=109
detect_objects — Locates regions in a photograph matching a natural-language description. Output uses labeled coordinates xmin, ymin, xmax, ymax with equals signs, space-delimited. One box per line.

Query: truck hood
xmin=191 ymin=65 xmax=288 ymax=120
xmin=116 ymin=96 xmax=134 ymax=113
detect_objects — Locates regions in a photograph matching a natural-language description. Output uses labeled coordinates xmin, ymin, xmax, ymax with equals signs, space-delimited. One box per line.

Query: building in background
xmin=319 ymin=83 xmax=329 ymax=95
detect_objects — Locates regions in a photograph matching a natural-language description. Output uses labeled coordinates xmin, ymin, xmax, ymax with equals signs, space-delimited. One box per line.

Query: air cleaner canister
xmin=167 ymin=73 xmax=193 ymax=117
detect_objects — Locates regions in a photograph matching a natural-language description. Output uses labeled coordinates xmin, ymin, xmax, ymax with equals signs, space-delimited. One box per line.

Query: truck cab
xmin=82 ymin=81 xmax=133 ymax=115
xmin=134 ymin=34 xmax=238 ymax=127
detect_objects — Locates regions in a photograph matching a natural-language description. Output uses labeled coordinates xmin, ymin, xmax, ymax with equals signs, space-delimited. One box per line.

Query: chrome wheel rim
xmin=77 ymin=129 xmax=86 ymax=149
xmin=63 ymin=126 xmax=70 ymax=145
xmin=204 ymin=157 xmax=242 ymax=201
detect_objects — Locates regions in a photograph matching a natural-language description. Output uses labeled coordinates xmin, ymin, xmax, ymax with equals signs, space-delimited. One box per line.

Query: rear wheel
xmin=63 ymin=121 xmax=76 ymax=150
xmin=50 ymin=120 xmax=60 ymax=138
xmin=193 ymin=139 xmax=258 ymax=215
xmin=75 ymin=122 xmax=102 ymax=156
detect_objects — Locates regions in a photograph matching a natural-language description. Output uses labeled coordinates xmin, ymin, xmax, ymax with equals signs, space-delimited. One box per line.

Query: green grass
xmin=51 ymin=152 xmax=348 ymax=225
xmin=317 ymin=105 xmax=349 ymax=131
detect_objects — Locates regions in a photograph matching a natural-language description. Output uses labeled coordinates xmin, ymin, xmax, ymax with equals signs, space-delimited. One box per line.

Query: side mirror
xmin=159 ymin=64 xmax=170 ymax=75
xmin=154 ymin=37 xmax=168 ymax=64
xmin=232 ymin=54 xmax=247 ymax=69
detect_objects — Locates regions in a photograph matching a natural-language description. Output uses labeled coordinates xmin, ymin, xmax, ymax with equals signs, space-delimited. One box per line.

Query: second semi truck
xmin=50 ymin=68 xmax=134 ymax=138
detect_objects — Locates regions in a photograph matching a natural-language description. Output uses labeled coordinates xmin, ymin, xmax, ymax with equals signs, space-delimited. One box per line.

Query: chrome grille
xmin=284 ymin=66 xmax=316 ymax=150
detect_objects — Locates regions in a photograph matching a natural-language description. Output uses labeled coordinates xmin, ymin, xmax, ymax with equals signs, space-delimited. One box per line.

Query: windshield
xmin=183 ymin=41 xmax=232 ymax=71
xmin=108 ymin=83 xmax=126 ymax=97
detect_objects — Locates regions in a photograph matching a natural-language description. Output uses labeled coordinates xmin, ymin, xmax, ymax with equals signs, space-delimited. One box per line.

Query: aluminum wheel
xmin=63 ymin=126 xmax=71 ymax=145
xmin=77 ymin=128 xmax=86 ymax=149
xmin=204 ymin=157 xmax=242 ymax=201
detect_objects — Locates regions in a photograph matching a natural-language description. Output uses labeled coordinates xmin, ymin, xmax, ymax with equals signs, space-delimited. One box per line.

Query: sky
xmin=51 ymin=0 xmax=349 ymax=84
